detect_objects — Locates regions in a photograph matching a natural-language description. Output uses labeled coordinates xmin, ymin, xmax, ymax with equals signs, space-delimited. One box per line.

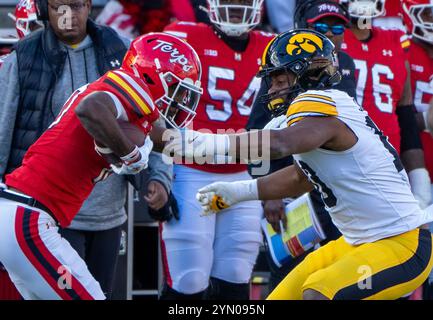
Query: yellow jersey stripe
xmin=287 ymin=116 xmax=304 ymax=127
xmin=107 ymin=72 xmax=151 ymax=115
xmin=287 ymin=100 xmax=338 ymax=118
xmin=293 ymin=93 xmax=335 ymax=103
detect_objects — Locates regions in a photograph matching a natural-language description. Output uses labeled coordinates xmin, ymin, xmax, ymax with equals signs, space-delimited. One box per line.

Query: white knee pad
xmin=162 ymin=230 xmax=214 ymax=295
xmin=174 ymin=269 xmax=210 ymax=295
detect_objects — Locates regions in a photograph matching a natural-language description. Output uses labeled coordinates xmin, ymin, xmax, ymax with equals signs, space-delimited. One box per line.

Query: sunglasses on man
xmin=312 ymin=23 xmax=345 ymax=35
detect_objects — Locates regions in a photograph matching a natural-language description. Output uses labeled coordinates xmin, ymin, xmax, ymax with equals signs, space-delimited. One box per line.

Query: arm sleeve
xmin=147 ymin=117 xmax=173 ymax=193
xmin=147 ymin=151 xmax=173 ymax=194
xmin=0 ymin=52 xmax=20 ymax=179
xmin=396 ymin=104 xmax=423 ymax=152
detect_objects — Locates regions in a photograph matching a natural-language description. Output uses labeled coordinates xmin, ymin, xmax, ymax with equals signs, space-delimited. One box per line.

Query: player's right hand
xmin=111 ymin=136 xmax=153 ymax=175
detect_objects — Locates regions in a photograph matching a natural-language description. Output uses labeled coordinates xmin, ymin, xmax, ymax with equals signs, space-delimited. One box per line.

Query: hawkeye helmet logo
xmin=153 ymin=40 xmax=193 ymax=72
xmin=286 ymin=33 xmax=324 ymax=56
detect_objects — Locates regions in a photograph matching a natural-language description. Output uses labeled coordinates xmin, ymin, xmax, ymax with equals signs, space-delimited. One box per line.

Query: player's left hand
xmin=196 ymin=180 xmax=259 ymax=216
xmin=144 ymin=180 xmax=168 ymax=211
xmin=111 ymin=136 xmax=153 ymax=175
xmin=408 ymin=168 xmax=432 ymax=209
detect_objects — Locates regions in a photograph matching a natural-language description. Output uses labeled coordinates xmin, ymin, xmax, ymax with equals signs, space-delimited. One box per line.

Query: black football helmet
xmin=258 ymin=29 xmax=342 ymax=117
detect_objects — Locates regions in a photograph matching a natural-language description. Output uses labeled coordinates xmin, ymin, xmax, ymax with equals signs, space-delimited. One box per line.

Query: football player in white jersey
xmin=179 ymin=29 xmax=433 ymax=299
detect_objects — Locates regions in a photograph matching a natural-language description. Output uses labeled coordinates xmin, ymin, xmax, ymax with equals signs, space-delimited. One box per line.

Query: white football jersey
xmin=288 ymin=89 xmax=433 ymax=244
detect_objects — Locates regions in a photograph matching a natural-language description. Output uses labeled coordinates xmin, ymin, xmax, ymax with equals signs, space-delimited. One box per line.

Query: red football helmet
xmin=8 ymin=0 xmax=43 ymax=39
xmin=402 ymin=0 xmax=433 ymax=43
xmin=122 ymin=32 xmax=203 ymax=128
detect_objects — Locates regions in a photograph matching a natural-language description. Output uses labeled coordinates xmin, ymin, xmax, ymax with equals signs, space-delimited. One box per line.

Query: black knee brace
xmin=206 ymin=277 xmax=250 ymax=300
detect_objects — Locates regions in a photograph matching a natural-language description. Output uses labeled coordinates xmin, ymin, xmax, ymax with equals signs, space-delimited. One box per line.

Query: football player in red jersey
xmin=402 ymin=0 xmax=433 ymax=298
xmin=0 ymin=33 xmax=202 ymax=300
xmin=341 ymin=0 xmax=432 ymax=210
xmin=159 ymin=0 xmax=273 ymax=300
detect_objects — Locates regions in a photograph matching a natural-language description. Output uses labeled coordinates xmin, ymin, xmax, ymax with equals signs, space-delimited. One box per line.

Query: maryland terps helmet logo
xmin=286 ymin=33 xmax=324 ymax=56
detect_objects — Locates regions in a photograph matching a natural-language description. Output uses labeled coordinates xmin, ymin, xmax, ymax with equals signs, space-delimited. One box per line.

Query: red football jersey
xmin=384 ymin=0 xmax=403 ymax=17
xmin=341 ymin=28 xmax=409 ymax=152
xmin=5 ymin=69 xmax=159 ymax=227
xmin=164 ymin=21 xmax=274 ymax=173
xmin=408 ymin=40 xmax=433 ymax=179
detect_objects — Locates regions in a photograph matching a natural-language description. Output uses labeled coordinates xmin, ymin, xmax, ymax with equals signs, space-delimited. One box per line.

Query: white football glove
xmin=111 ymin=136 xmax=153 ymax=175
xmin=164 ymin=128 xmax=230 ymax=164
xmin=408 ymin=168 xmax=432 ymax=209
xmin=196 ymin=180 xmax=258 ymax=216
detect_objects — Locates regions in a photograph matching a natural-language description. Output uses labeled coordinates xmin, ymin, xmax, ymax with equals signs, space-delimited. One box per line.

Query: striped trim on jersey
xmin=103 ymin=70 xmax=154 ymax=116
xmin=286 ymin=93 xmax=338 ymax=126
xmin=15 ymin=207 xmax=95 ymax=300
xmin=400 ymin=34 xmax=410 ymax=50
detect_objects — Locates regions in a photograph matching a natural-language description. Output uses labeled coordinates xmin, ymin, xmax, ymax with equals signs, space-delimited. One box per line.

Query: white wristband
xmin=94 ymin=142 xmax=113 ymax=155
xmin=120 ymin=145 xmax=140 ymax=164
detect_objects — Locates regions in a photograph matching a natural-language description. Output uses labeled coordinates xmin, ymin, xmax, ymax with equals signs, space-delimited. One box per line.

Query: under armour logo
xmin=362 ymin=44 xmax=369 ymax=51
xmin=382 ymin=50 xmax=393 ymax=57
xmin=235 ymin=53 xmax=242 ymax=61
xmin=110 ymin=59 xmax=121 ymax=68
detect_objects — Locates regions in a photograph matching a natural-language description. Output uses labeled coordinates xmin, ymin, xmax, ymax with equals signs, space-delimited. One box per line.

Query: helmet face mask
xmin=207 ymin=0 xmax=264 ymax=37
xmin=261 ymin=70 xmax=303 ymax=117
xmin=122 ymin=33 xmax=203 ymax=128
xmin=155 ymin=72 xmax=202 ymax=129
xmin=258 ymin=29 xmax=341 ymax=117
xmin=403 ymin=0 xmax=433 ymax=44
xmin=347 ymin=0 xmax=386 ymax=18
